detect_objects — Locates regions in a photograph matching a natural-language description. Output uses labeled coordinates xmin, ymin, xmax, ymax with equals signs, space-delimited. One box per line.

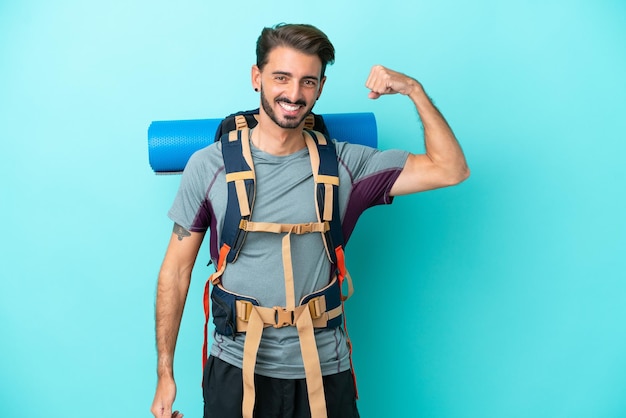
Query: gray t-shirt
xmin=168 ymin=135 xmax=408 ymax=378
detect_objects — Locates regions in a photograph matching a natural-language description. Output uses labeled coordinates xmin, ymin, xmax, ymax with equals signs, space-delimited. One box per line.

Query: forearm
xmin=155 ymin=267 xmax=191 ymax=378
xmin=408 ymin=82 xmax=469 ymax=182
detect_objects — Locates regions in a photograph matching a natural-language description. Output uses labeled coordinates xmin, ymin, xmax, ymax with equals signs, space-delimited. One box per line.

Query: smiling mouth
xmin=277 ymin=100 xmax=305 ymax=115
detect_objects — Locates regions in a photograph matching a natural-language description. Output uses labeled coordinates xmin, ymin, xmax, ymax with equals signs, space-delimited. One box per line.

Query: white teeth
xmin=279 ymin=102 xmax=300 ymax=112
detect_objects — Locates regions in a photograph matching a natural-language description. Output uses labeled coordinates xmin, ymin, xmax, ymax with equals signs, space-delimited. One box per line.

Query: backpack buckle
xmin=307 ymin=297 xmax=324 ymax=320
xmin=237 ymin=300 xmax=253 ymax=322
xmin=272 ymin=307 xmax=295 ymax=328
xmin=294 ymin=223 xmax=314 ymax=234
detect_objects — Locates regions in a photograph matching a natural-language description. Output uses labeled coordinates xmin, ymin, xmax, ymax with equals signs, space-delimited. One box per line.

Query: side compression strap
xmin=334 ymin=246 xmax=354 ymax=301
xmin=203 ymin=243 xmax=230 ymax=369
xmin=333 ymin=244 xmax=357 ymax=398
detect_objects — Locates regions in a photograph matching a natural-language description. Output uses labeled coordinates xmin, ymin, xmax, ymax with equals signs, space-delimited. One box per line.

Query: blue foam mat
xmin=148 ymin=112 xmax=377 ymax=173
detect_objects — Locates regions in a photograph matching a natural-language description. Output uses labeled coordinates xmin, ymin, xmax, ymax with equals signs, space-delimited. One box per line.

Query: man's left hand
xmin=365 ymin=65 xmax=419 ymax=99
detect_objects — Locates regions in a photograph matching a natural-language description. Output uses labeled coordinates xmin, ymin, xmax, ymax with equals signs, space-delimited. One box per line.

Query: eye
xmin=303 ymin=79 xmax=317 ymax=88
xmin=274 ymin=75 xmax=287 ymax=82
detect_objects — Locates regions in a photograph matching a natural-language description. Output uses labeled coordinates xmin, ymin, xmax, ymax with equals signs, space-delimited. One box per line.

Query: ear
xmin=251 ymin=65 xmax=261 ymax=92
xmin=316 ymin=76 xmax=327 ymax=100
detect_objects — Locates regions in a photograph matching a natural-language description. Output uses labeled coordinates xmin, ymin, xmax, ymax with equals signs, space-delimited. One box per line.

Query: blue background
xmin=1 ymin=1 xmax=625 ymax=417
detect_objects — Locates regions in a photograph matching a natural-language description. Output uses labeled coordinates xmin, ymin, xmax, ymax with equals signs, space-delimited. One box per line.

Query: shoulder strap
xmin=220 ymin=117 xmax=255 ymax=264
xmin=304 ymin=130 xmax=343 ymax=264
xmin=304 ymin=130 xmax=352 ymax=299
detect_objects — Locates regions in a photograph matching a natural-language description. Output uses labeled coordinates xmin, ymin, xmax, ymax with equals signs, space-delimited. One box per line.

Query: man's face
xmin=253 ymin=46 xmax=326 ymax=129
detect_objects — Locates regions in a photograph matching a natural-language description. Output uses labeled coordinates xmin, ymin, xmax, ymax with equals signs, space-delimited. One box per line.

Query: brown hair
xmin=256 ymin=23 xmax=335 ymax=78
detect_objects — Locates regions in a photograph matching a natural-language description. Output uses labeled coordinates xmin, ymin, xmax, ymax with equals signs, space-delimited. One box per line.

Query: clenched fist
xmin=365 ymin=65 xmax=421 ymax=99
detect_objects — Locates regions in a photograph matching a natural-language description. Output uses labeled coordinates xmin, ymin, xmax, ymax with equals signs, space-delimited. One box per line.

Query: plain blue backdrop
xmin=1 ymin=1 xmax=625 ymax=417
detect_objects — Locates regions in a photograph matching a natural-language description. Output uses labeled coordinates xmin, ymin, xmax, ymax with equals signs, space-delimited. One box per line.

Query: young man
xmin=150 ymin=23 xmax=469 ymax=418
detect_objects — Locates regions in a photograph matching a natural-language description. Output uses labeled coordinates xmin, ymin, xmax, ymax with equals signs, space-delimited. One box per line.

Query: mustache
xmin=276 ymin=97 xmax=307 ymax=107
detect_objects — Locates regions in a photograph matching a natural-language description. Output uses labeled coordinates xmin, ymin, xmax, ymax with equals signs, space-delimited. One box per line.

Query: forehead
xmin=263 ymin=46 xmax=323 ymax=78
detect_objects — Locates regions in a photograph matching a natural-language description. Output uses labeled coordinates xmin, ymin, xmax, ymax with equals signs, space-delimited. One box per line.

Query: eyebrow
xmin=272 ymin=71 xmax=320 ymax=81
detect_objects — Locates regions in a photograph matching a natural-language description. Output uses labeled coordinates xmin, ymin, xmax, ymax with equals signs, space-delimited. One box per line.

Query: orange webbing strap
xmin=334 ymin=246 xmax=354 ymax=301
xmin=334 ymin=245 xmax=358 ymax=397
xmin=208 ymin=243 xmax=230 ymax=285
xmin=203 ymin=243 xmax=231 ymax=369
xmin=241 ymin=304 xmax=328 ymax=418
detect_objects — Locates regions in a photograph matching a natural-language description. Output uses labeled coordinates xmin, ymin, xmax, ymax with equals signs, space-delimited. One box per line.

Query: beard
xmin=260 ymin=87 xmax=313 ymax=129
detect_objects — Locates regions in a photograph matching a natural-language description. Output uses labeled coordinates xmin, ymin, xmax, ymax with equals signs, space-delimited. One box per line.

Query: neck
xmin=251 ymin=112 xmax=306 ymax=156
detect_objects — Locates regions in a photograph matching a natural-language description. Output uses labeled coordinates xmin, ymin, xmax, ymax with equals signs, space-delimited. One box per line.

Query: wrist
xmin=157 ymin=371 xmax=175 ymax=381
xmin=406 ymin=78 xmax=424 ymax=100
xmin=157 ymin=357 xmax=174 ymax=379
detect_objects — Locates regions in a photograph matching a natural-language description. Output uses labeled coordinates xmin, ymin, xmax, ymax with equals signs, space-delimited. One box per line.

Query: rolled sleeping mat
xmin=147 ymin=112 xmax=377 ymax=173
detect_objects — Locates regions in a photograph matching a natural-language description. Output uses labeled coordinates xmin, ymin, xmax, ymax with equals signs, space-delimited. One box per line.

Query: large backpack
xmin=203 ymin=109 xmax=355 ymax=418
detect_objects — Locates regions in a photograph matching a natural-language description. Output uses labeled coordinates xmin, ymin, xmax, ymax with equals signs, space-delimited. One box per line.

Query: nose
xmin=284 ymin=80 xmax=304 ymax=103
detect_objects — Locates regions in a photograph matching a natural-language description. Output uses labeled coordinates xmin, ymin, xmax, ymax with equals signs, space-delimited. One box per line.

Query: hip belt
xmin=211 ymin=276 xmax=344 ymax=418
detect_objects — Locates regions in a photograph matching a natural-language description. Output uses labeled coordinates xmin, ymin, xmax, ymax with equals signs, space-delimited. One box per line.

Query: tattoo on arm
xmin=173 ymin=223 xmax=191 ymax=241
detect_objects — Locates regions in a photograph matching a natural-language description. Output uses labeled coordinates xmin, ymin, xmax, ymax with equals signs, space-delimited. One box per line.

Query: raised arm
xmin=150 ymin=223 xmax=205 ymax=418
xmin=365 ymin=65 xmax=470 ymax=195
